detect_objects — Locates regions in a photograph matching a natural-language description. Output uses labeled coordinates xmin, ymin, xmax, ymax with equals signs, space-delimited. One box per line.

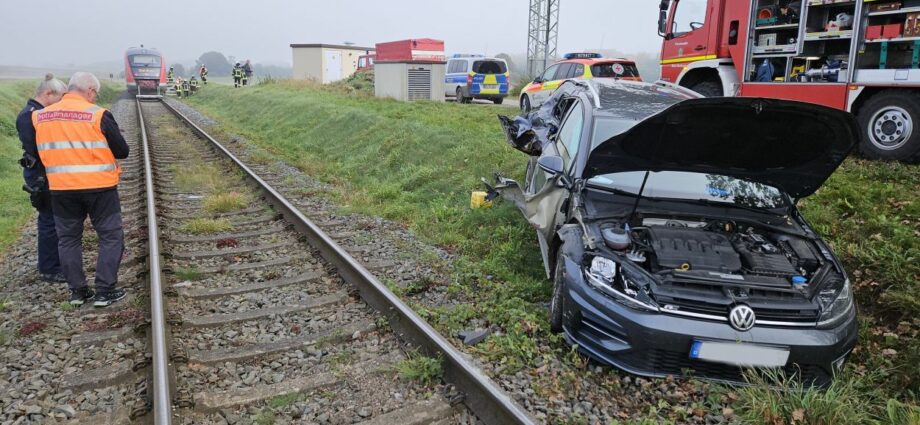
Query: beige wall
xmin=292 ymin=46 xmax=371 ymax=83
xmin=375 ymin=62 xmax=446 ymax=101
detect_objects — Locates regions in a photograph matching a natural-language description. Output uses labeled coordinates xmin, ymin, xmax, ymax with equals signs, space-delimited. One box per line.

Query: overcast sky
xmin=1 ymin=0 xmax=663 ymax=67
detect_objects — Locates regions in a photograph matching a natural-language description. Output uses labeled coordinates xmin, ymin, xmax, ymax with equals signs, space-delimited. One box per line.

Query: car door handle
xmin=694 ymin=45 xmax=707 ymax=51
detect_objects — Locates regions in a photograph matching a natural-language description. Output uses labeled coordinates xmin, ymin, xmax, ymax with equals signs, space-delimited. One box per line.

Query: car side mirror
xmin=537 ymin=155 xmax=564 ymax=175
xmin=533 ymin=76 xmax=543 ymax=84
xmin=690 ymin=21 xmax=704 ymax=30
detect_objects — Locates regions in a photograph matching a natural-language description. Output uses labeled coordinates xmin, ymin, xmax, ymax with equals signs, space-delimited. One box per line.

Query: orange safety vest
xmin=31 ymin=93 xmax=120 ymax=191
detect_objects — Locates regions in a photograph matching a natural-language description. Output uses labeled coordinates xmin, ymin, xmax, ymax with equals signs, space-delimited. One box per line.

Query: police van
xmin=445 ymin=54 xmax=510 ymax=104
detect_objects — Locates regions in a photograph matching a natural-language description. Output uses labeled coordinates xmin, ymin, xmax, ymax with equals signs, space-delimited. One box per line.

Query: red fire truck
xmin=658 ymin=0 xmax=920 ymax=161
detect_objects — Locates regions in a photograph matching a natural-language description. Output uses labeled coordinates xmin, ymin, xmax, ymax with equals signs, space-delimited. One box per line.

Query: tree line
xmin=169 ymin=51 xmax=292 ymax=78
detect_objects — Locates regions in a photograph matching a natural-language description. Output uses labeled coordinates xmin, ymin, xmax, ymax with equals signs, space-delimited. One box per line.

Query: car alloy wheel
xmin=521 ymin=95 xmax=531 ymax=113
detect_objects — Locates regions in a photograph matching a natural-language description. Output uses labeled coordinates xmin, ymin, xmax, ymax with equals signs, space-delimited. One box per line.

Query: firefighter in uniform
xmin=232 ymin=63 xmax=243 ymax=88
xmin=167 ymin=67 xmax=175 ymax=84
xmin=32 ymin=72 xmax=130 ymax=307
xmin=242 ymin=60 xmax=252 ymax=86
xmin=189 ymin=76 xmax=199 ymax=94
xmin=181 ymin=78 xmax=191 ymax=97
xmin=199 ymin=65 xmax=208 ymax=85
xmin=174 ymin=77 xmax=183 ymax=98
xmin=16 ymin=74 xmax=68 ymax=284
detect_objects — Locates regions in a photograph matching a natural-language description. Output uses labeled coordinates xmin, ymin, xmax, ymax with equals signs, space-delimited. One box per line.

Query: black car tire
xmin=521 ymin=95 xmax=532 ymax=113
xmin=455 ymin=87 xmax=467 ymax=104
xmin=856 ymin=90 xmax=920 ymax=162
xmin=493 ymin=97 xmax=504 ymax=105
xmin=549 ymin=248 xmax=566 ymax=333
xmin=687 ymin=79 xmax=723 ymax=97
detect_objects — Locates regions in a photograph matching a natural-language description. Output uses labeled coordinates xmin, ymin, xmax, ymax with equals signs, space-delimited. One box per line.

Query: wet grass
xmin=181 ymin=218 xmax=232 ymax=235
xmin=186 ymin=82 xmax=919 ymax=422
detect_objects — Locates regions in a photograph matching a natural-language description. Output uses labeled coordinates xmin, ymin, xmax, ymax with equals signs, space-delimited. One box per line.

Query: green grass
xmin=58 ymin=301 xmax=75 ymax=312
xmin=0 ymin=82 xmax=47 ymax=254
xmin=0 ymin=298 xmax=9 ymax=312
xmin=202 ymin=192 xmax=248 ymax=214
xmin=394 ymin=352 xmax=443 ymax=385
xmin=184 ymin=81 xmax=919 ymax=421
xmin=181 ymin=218 xmax=232 ymax=235
xmin=174 ymin=266 xmax=204 ymax=281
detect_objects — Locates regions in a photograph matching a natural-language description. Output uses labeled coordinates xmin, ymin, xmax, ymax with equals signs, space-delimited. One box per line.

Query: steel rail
xmin=158 ymin=99 xmax=535 ymax=425
xmin=136 ymin=99 xmax=173 ymax=425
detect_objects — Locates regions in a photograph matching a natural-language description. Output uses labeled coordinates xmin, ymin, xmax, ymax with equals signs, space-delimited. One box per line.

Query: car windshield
xmin=473 ymin=60 xmax=507 ymax=74
xmin=130 ymin=55 xmax=160 ymax=66
xmin=591 ymin=62 xmax=640 ymax=78
xmin=588 ymin=171 xmax=788 ymax=210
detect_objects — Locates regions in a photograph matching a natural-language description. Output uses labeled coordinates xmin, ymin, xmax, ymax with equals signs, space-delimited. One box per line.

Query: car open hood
xmin=584 ymin=97 xmax=858 ymax=198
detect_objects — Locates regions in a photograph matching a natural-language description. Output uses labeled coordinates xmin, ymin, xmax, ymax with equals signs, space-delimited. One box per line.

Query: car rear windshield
xmin=473 ymin=60 xmax=507 ymax=74
xmin=591 ymin=62 xmax=640 ymax=78
xmin=130 ymin=55 xmax=160 ymax=66
xmin=589 ymin=171 xmax=787 ymax=209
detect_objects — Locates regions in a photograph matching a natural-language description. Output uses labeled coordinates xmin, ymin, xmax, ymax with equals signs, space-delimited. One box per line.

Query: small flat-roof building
xmin=290 ymin=43 xmax=374 ymax=83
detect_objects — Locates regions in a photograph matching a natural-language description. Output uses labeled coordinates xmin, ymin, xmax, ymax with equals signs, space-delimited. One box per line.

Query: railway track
xmin=136 ymin=98 xmax=533 ymax=424
xmin=0 ymin=95 xmax=532 ymax=424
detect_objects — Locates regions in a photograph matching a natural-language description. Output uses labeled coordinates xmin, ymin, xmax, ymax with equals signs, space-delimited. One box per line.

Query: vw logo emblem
xmin=729 ymin=304 xmax=756 ymax=331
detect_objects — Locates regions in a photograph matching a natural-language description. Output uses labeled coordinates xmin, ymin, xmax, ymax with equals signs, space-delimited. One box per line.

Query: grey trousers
xmin=51 ymin=188 xmax=124 ymax=293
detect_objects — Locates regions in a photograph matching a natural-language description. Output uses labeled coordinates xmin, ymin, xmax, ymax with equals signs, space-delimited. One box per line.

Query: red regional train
xmin=125 ymin=45 xmax=167 ymax=96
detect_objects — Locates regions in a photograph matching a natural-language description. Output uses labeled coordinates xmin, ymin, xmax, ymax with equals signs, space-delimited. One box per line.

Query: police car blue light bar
xmin=563 ymin=52 xmax=603 ymax=59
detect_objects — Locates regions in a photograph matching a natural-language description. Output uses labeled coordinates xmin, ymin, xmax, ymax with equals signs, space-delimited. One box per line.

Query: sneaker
xmin=93 ymin=289 xmax=127 ymax=308
xmin=40 ymin=273 xmax=67 ymax=284
xmin=69 ymin=288 xmax=95 ymax=306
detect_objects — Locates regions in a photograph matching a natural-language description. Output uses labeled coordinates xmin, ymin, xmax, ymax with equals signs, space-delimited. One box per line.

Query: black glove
xmin=29 ymin=191 xmax=50 ymax=210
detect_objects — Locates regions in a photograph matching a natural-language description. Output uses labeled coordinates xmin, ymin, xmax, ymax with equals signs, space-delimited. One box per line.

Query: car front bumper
xmin=560 ymin=257 xmax=858 ymax=385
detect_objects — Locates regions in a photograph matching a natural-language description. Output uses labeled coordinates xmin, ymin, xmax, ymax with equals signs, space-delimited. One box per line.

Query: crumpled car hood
xmin=585 ymin=97 xmax=859 ymax=198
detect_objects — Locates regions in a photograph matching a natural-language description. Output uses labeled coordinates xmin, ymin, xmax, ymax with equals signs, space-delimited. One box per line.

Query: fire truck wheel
xmin=520 ymin=95 xmax=532 ymax=113
xmin=687 ymin=80 xmax=723 ymax=97
xmin=858 ymin=91 xmax=920 ymax=163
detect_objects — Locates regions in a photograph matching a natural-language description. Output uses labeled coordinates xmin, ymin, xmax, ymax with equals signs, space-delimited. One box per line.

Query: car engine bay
xmin=596 ymin=216 xmax=832 ymax=293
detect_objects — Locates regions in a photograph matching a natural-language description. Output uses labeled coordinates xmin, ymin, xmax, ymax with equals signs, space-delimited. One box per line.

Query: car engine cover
xmin=647 ymin=226 xmax=742 ymax=273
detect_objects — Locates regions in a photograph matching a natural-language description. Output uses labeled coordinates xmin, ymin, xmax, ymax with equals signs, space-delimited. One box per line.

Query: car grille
xmin=617 ymin=349 xmax=831 ymax=386
xmin=654 ymin=280 xmax=819 ymax=325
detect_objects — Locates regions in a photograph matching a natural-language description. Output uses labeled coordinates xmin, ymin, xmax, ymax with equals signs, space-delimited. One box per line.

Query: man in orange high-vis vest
xmin=32 ymin=72 xmax=130 ymax=307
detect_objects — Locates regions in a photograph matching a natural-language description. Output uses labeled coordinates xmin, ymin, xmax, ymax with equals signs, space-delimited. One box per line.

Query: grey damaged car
xmin=490 ymin=79 xmax=859 ymax=385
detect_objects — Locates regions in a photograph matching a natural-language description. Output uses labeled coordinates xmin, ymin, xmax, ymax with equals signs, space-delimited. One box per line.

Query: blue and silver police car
xmin=444 ymin=54 xmax=510 ymax=104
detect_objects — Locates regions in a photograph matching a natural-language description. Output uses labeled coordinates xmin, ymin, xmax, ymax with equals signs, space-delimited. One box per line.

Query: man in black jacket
xmin=15 ymin=74 xmax=67 ymax=283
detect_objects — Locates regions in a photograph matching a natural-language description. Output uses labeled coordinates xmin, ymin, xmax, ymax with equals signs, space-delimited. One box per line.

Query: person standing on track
xmin=32 ymin=72 xmax=130 ymax=307
xmin=232 ymin=63 xmax=243 ymax=88
xmin=15 ymin=74 xmax=68 ymax=284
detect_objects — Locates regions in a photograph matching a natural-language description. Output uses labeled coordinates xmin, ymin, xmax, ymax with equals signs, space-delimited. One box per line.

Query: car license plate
xmin=482 ymin=84 xmax=499 ymax=90
xmin=689 ymin=340 xmax=789 ymax=368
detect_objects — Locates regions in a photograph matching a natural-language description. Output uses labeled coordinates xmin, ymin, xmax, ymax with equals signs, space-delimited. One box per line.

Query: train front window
xmin=130 ymin=55 xmax=160 ymax=66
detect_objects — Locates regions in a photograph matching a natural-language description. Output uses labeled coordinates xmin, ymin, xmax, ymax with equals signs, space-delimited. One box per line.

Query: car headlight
xmin=817 ymin=278 xmax=854 ymax=329
xmin=585 ymin=256 xmax=658 ymax=312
